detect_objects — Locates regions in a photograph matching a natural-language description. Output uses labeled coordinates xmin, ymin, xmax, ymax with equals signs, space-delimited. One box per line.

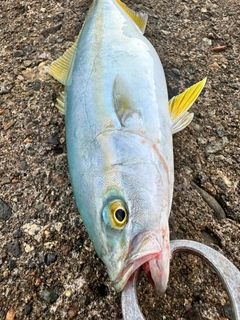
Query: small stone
xmin=0 ymin=177 xmax=11 ymax=186
xmin=44 ymin=253 xmax=57 ymax=266
xmin=44 ymin=241 xmax=58 ymax=249
xmin=191 ymin=123 xmax=202 ymax=132
xmin=232 ymin=101 xmax=240 ymax=110
xmin=229 ymin=83 xmax=240 ymax=90
xmin=68 ymin=303 xmax=79 ymax=319
xmin=54 ymin=222 xmax=63 ymax=232
xmin=197 ymin=137 xmax=207 ymax=145
xmin=7 ymin=241 xmax=22 ymax=257
xmin=206 ymin=138 xmax=228 ymax=154
xmin=22 ymin=223 xmax=42 ymax=240
xmin=0 ymin=198 xmax=12 ymax=221
xmin=13 ymin=230 xmax=22 ymax=238
xmin=24 ymin=138 xmax=32 ymax=144
xmin=45 ymin=136 xmax=59 ymax=145
xmin=172 ymin=68 xmax=180 ymax=76
xmin=161 ymin=29 xmax=171 ymax=35
xmin=8 ymin=259 xmax=16 ymax=271
xmin=23 ymin=243 xmax=34 ymax=253
xmin=41 ymin=24 xmax=62 ymax=37
xmin=32 ymin=81 xmax=41 ymax=91
xmin=23 ymin=45 xmax=32 ymax=52
xmin=24 ymin=303 xmax=32 ymax=315
xmin=185 ymin=304 xmax=201 ymax=320
xmin=23 ymin=60 xmax=32 ymax=67
xmin=209 ymin=62 xmax=220 ymax=68
xmin=3 ymin=270 xmax=9 ymax=279
xmin=202 ymin=37 xmax=212 ymax=46
xmin=64 ymin=290 xmax=72 ymax=298
xmin=13 ymin=50 xmax=24 ymax=57
xmin=41 ymin=288 xmax=59 ymax=303
xmin=28 ymin=259 xmax=36 ymax=269
xmin=34 ymin=204 xmax=44 ymax=211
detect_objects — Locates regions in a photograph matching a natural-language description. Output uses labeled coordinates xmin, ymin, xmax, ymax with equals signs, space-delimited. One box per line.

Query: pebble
xmin=24 ymin=303 xmax=33 ymax=315
xmin=44 ymin=253 xmax=57 ymax=266
xmin=41 ymin=288 xmax=59 ymax=303
xmin=7 ymin=241 xmax=22 ymax=258
xmin=28 ymin=259 xmax=36 ymax=269
xmin=197 ymin=137 xmax=207 ymax=145
xmin=13 ymin=50 xmax=24 ymax=57
xmin=35 ymin=204 xmax=44 ymax=211
xmin=0 ymin=198 xmax=12 ymax=221
xmin=53 ymin=222 xmax=63 ymax=232
xmin=8 ymin=259 xmax=16 ymax=271
xmin=23 ymin=243 xmax=34 ymax=253
xmin=202 ymin=37 xmax=212 ymax=46
xmin=23 ymin=45 xmax=32 ymax=53
xmin=22 ymin=223 xmax=42 ymax=241
xmin=68 ymin=303 xmax=79 ymax=319
xmin=13 ymin=230 xmax=22 ymax=238
xmin=23 ymin=60 xmax=32 ymax=67
xmin=0 ymin=177 xmax=11 ymax=186
xmin=3 ymin=270 xmax=9 ymax=279
xmin=46 ymin=135 xmax=59 ymax=145
xmin=64 ymin=290 xmax=72 ymax=298
xmin=232 ymin=101 xmax=240 ymax=110
xmin=205 ymin=137 xmax=228 ymax=154
xmin=44 ymin=241 xmax=58 ymax=249
xmin=41 ymin=24 xmax=62 ymax=38
xmin=32 ymin=81 xmax=41 ymax=91
xmin=184 ymin=304 xmax=202 ymax=320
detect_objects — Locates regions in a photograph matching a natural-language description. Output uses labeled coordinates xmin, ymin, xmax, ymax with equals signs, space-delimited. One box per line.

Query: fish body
xmin=49 ymin=0 xmax=205 ymax=292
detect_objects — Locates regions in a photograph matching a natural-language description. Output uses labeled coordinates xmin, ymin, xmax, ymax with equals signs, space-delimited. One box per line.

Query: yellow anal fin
xmin=48 ymin=39 xmax=78 ymax=85
xmin=56 ymin=91 xmax=66 ymax=115
xmin=169 ymin=78 xmax=206 ymax=134
xmin=116 ymin=0 xmax=148 ymax=34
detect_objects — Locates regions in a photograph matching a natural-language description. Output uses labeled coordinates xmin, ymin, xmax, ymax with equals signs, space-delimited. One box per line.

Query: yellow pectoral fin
xmin=116 ymin=0 xmax=148 ymax=34
xmin=169 ymin=78 xmax=206 ymax=134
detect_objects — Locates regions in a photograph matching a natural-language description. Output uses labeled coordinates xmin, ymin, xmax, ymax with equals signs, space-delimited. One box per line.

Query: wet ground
xmin=0 ymin=0 xmax=239 ymax=319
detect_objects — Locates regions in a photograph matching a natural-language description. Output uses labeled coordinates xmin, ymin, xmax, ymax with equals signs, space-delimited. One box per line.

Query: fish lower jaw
xmin=142 ymin=258 xmax=168 ymax=294
xmin=112 ymin=252 xmax=161 ymax=292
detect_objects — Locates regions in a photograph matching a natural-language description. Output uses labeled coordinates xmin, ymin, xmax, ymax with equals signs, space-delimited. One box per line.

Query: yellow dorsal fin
xmin=48 ymin=38 xmax=78 ymax=85
xmin=169 ymin=78 xmax=206 ymax=134
xmin=116 ymin=0 xmax=148 ymax=34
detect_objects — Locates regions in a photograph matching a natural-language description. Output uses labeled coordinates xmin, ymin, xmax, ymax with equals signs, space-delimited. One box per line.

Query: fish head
xmin=93 ymin=132 xmax=172 ymax=294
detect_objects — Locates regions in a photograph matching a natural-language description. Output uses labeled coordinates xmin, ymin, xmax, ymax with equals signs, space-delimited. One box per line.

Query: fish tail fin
xmin=169 ymin=78 xmax=207 ymax=134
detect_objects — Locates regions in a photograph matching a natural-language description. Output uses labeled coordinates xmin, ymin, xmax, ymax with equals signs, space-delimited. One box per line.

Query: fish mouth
xmin=113 ymin=230 xmax=170 ymax=293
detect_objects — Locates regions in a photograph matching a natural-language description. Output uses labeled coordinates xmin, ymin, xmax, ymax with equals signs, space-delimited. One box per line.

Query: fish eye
xmin=108 ymin=200 xmax=128 ymax=229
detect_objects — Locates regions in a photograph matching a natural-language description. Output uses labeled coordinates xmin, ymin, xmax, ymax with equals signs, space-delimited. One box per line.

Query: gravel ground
xmin=0 ymin=0 xmax=239 ymax=319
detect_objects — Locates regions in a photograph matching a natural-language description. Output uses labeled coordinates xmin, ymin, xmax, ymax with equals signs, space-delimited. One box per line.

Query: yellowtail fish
xmin=48 ymin=0 xmax=206 ymax=293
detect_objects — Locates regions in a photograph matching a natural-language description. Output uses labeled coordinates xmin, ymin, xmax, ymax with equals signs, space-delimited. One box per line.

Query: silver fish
xmin=49 ymin=0 xmax=206 ymax=293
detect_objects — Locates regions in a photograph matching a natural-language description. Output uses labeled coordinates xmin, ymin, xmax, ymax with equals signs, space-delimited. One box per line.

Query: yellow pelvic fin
xmin=48 ymin=39 xmax=78 ymax=85
xmin=169 ymin=78 xmax=206 ymax=134
xmin=116 ymin=0 xmax=148 ymax=34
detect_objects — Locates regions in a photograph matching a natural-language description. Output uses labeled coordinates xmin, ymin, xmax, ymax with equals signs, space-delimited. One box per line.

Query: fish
xmin=48 ymin=0 xmax=206 ymax=293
